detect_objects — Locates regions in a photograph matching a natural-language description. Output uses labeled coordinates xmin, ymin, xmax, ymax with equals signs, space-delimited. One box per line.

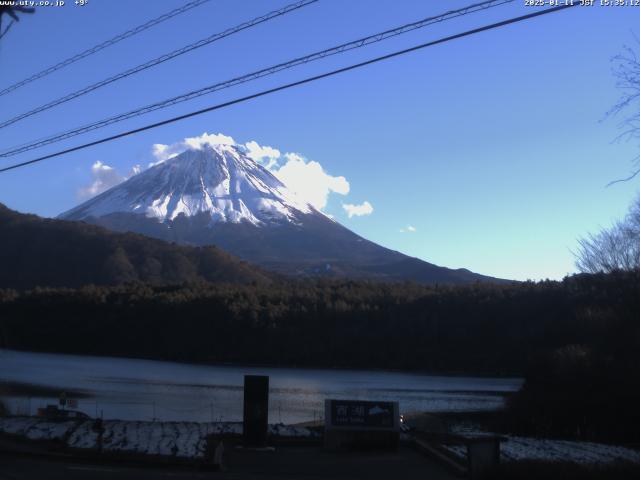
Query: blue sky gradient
xmin=0 ymin=0 xmax=638 ymax=280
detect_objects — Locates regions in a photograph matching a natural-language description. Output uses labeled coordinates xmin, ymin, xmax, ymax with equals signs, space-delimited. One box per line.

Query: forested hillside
xmin=2 ymin=272 xmax=637 ymax=376
xmin=0 ymin=203 xmax=271 ymax=288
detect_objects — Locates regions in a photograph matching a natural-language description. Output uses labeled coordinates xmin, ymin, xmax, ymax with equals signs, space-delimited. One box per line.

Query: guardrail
xmin=413 ymin=431 xmax=506 ymax=479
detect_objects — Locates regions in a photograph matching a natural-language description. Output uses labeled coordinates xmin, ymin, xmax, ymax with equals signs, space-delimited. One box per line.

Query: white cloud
xmin=78 ymin=161 xmax=139 ymax=199
xmin=342 ymin=201 xmax=374 ymax=218
xmin=184 ymin=132 xmax=235 ymax=149
xmin=271 ymin=153 xmax=350 ymax=211
xmin=150 ymin=143 xmax=179 ymax=165
xmin=150 ymin=132 xmax=236 ymax=166
xmin=244 ymin=140 xmax=280 ymax=169
xmin=400 ymin=225 xmax=417 ymax=233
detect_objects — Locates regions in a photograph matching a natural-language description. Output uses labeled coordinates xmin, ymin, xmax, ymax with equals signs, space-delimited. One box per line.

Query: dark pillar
xmin=243 ymin=375 xmax=269 ymax=447
xmin=467 ymin=437 xmax=501 ymax=479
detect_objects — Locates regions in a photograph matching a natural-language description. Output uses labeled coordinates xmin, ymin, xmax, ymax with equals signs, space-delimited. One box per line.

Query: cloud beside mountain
xmin=343 ymin=201 xmax=374 ymax=218
xmin=78 ymin=161 xmax=140 ymax=200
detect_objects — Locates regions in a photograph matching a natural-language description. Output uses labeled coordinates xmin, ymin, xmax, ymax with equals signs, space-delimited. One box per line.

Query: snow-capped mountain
xmin=61 ymin=143 xmax=318 ymax=226
xmin=61 ymin=144 xmax=500 ymax=284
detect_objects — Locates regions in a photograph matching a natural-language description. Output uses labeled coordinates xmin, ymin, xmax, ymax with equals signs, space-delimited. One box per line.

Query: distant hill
xmin=0 ymin=203 xmax=271 ymax=289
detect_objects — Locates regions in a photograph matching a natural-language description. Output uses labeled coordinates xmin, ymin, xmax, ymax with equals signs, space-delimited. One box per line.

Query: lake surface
xmin=0 ymin=349 xmax=522 ymax=424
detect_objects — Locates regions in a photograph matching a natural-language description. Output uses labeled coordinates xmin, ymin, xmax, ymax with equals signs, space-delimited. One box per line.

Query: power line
xmin=0 ymin=0 xmax=212 ymax=98
xmin=0 ymin=4 xmax=578 ymax=175
xmin=0 ymin=0 xmax=318 ymax=130
xmin=0 ymin=0 xmax=502 ymax=135
xmin=0 ymin=0 xmax=515 ymax=157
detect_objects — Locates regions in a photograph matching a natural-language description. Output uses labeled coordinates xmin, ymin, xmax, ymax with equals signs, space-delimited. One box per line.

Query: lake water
xmin=0 ymin=349 xmax=522 ymax=424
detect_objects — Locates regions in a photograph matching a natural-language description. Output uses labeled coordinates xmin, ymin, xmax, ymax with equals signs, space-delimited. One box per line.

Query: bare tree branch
xmin=575 ymin=195 xmax=640 ymax=273
xmin=604 ymin=39 xmax=640 ymax=185
xmin=0 ymin=6 xmax=34 ymax=40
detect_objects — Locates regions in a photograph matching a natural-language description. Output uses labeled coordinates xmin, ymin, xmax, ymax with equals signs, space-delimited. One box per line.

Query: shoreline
xmin=0 ymin=348 xmax=524 ymax=380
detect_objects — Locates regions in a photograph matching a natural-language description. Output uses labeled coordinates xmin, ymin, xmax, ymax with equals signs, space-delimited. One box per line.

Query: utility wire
xmin=0 ymin=0 xmax=212 ymax=98
xmin=0 ymin=0 xmax=514 ymax=157
xmin=0 ymin=4 xmax=578 ymax=174
xmin=0 ymin=0 xmax=318 ymax=130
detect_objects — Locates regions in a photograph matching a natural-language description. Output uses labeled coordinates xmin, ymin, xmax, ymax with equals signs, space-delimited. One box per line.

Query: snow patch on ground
xmin=24 ymin=420 xmax=77 ymax=441
xmin=0 ymin=417 xmax=318 ymax=459
xmin=269 ymin=423 xmax=320 ymax=438
xmin=0 ymin=416 xmax=41 ymax=436
xmin=0 ymin=416 xmax=76 ymax=441
xmin=442 ymin=424 xmax=640 ymax=465
xmin=67 ymin=420 xmax=99 ymax=449
xmin=499 ymin=437 xmax=640 ymax=464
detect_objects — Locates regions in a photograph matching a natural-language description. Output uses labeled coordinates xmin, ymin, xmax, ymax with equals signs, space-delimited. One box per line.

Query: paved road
xmin=0 ymin=446 xmax=456 ymax=480
xmin=2 ymin=454 xmax=209 ymax=480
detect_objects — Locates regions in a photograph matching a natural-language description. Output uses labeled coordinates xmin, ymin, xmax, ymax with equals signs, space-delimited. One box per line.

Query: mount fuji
xmin=60 ymin=143 xmax=498 ymax=284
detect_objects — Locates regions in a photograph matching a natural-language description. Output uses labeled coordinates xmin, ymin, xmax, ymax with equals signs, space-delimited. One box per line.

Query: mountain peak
xmin=60 ymin=144 xmax=317 ymax=225
xmin=59 ymin=139 xmax=502 ymax=285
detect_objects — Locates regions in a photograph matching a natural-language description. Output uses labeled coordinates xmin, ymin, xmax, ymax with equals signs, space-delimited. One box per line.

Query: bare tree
xmin=608 ymin=40 xmax=640 ymax=185
xmin=576 ymin=195 xmax=640 ymax=273
xmin=0 ymin=6 xmax=35 ymax=40
xmin=575 ymin=41 xmax=640 ymax=273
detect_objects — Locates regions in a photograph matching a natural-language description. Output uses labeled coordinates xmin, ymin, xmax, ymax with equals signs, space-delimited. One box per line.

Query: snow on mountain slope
xmin=61 ymin=144 xmax=317 ymax=225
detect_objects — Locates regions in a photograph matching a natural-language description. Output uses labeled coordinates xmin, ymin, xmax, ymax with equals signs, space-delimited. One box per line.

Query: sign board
xmin=324 ymin=399 xmax=400 ymax=451
xmin=325 ymin=399 xmax=399 ymax=431
xmin=243 ymin=375 xmax=269 ymax=447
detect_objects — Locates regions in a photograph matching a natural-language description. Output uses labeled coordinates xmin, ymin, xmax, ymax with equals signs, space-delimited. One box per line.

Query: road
xmin=2 ymin=454 xmax=209 ymax=480
xmin=0 ymin=446 xmax=457 ymax=479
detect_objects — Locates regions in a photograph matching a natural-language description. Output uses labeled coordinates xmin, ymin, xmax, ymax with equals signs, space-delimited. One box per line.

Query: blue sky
xmin=0 ymin=0 xmax=638 ymax=281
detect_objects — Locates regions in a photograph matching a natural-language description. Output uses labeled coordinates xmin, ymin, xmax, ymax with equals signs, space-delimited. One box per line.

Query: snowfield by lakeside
xmin=0 ymin=416 xmax=319 ymax=459
xmin=1 ymin=416 xmax=639 ymax=465
xmin=441 ymin=436 xmax=640 ymax=465
xmin=440 ymin=425 xmax=640 ymax=466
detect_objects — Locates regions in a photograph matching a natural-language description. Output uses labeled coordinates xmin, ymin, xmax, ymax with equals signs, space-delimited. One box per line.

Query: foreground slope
xmin=0 ymin=203 xmax=270 ymax=289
